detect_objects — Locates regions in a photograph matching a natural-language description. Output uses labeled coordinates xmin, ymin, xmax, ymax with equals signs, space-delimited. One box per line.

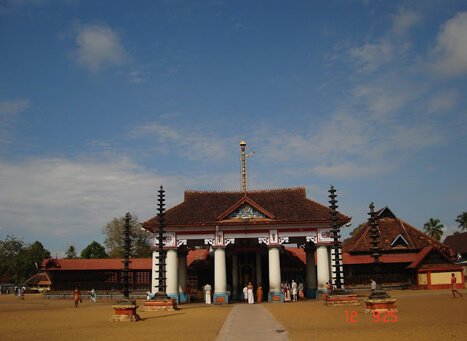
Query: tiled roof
xmin=187 ymin=249 xmax=209 ymax=266
xmin=143 ymin=188 xmax=351 ymax=230
xmin=443 ymin=232 xmax=467 ymax=254
xmin=285 ymin=247 xmax=306 ymax=264
xmin=24 ymin=272 xmax=51 ymax=285
xmin=342 ymin=207 xmax=452 ymax=257
xmin=41 ymin=251 xmax=210 ymax=271
xmin=416 ymin=263 xmax=462 ymax=271
xmin=42 ymin=258 xmax=152 ymax=271
xmin=342 ymin=252 xmax=417 ymax=265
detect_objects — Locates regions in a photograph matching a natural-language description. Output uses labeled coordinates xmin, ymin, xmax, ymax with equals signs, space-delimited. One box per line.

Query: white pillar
xmin=317 ymin=245 xmax=330 ymax=290
xmin=268 ymin=246 xmax=281 ymax=294
xmin=166 ymin=248 xmax=178 ymax=300
xmin=151 ymin=250 xmax=159 ymax=293
xmin=232 ymin=254 xmax=238 ymax=298
xmin=213 ymin=247 xmax=228 ymax=303
xmin=256 ymin=253 xmax=262 ymax=285
xmin=178 ymin=250 xmax=188 ymax=302
xmin=305 ymin=245 xmax=317 ymax=296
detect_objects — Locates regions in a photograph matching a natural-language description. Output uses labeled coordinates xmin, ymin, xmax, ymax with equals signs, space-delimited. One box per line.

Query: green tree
xmin=0 ymin=235 xmax=25 ymax=283
xmin=65 ymin=245 xmax=78 ymax=259
xmin=423 ymin=218 xmax=444 ymax=241
xmin=455 ymin=212 xmax=467 ymax=232
xmin=103 ymin=214 xmax=152 ymax=258
xmin=80 ymin=241 xmax=107 ymax=259
xmin=0 ymin=236 xmax=51 ymax=284
xmin=27 ymin=241 xmax=51 ymax=271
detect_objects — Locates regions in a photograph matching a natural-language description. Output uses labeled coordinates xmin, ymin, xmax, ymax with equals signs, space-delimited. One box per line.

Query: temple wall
xmin=418 ymin=273 xmax=427 ymax=285
xmin=431 ymin=272 xmax=455 ymax=285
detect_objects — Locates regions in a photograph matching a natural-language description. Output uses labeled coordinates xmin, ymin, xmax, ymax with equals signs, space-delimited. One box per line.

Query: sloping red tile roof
xmin=143 ymin=188 xmax=350 ymax=230
xmin=24 ymin=272 xmax=51 ymax=286
xmin=342 ymin=252 xmax=418 ymax=265
xmin=285 ymin=247 xmax=306 ymax=264
xmin=443 ymin=232 xmax=467 ymax=254
xmin=416 ymin=263 xmax=462 ymax=271
xmin=343 ymin=207 xmax=452 ymax=257
xmin=187 ymin=249 xmax=209 ymax=266
xmin=42 ymin=258 xmax=152 ymax=271
xmin=41 ymin=251 xmax=210 ymax=271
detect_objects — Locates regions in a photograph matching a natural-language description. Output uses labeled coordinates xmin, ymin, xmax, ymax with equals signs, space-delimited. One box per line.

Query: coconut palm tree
xmin=423 ymin=218 xmax=444 ymax=241
xmin=455 ymin=212 xmax=467 ymax=232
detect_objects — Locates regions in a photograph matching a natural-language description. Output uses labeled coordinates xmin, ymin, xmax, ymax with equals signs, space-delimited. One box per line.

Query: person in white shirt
xmin=291 ymin=280 xmax=298 ymax=301
xmin=204 ymin=283 xmax=212 ymax=304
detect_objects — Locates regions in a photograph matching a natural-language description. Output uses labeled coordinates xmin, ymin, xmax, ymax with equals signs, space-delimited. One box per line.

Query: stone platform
xmin=143 ymin=298 xmax=177 ymax=311
xmin=364 ymin=290 xmax=397 ymax=313
xmin=112 ymin=304 xmax=141 ymax=322
xmin=364 ymin=298 xmax=397 ymax=313
xmin=324 ymin=294 xmax=361 ymax=306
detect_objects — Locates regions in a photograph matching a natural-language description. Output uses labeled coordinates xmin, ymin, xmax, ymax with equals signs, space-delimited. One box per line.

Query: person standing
xmin=370 ymin=279 xmax=377 ymax=294
xmin=325 ymin=282 xmax=333 ymax=295
xmin=247 ymin=282 xmax=254 ymax=304
xmin=90 ymin=289 xmax=96 ymax=303
xmin=451 ymin=273 xmax=463 ymax=298
xmin=284 ymin=282 xmax=291 ymax=302
xmin=204 ymin=283 xmax=212 ymax=304
xmin=291 ymin=280 xmax=298 ymax=302
xmin=243 ymin=285 xmax=248 ymax=303
xmin=256 ymin=284 xmax=263 ymax=303
xmin=73 ymin=288 xmax=81 ymax=308
xmin=298 ymin=282 xmax=304 ymax=300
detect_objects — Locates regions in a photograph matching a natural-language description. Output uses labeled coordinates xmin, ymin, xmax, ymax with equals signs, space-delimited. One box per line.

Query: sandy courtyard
xmin=0 ymin=290 xmax=465 ymax=341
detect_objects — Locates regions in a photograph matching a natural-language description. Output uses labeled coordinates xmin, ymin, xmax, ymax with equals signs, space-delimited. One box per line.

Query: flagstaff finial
xmin=240 ymin=140 xmax=247 ymax=192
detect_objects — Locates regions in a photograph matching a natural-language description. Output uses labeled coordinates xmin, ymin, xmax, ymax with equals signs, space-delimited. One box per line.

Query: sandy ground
xmin=0 ymin=290 xmax=465 ymax=341
xmin=265 ymin=289 xmax=467 ymax=341
xmin=0 ymin=295 xmax=231 ymax=341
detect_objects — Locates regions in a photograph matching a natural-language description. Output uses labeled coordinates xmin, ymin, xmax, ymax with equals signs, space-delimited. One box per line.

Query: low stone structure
xmin=324 ymin=293 xmax=360 ymax=306
xmin=364 ymin=291 xmax=397 ymax=313
xmin=143 ymin=298 xmax=177 ymax=311
xmin=112 ymin=302 xmax=141 ymax=322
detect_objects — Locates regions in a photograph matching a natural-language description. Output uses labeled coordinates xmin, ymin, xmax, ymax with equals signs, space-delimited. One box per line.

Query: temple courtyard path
xmin=0 ymin=289 xmax=466 ymax=340
xmin=216 ymin=303 xmax=288 ymax=341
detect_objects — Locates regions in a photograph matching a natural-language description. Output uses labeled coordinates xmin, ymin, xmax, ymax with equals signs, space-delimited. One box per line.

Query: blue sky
xmin=1 ymin=0 xmax=466 ymax=256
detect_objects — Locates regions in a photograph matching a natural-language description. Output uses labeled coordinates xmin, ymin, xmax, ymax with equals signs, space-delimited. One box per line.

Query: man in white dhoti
xmin=291 ymin=280 xmax=298 ymax=302
xmin=243 ymin=285 xmax=248 ymax=303
xmin=204 ymin=283 xmax=212 ymax=304
xmin=247 ymin=282 xmax=254 ymax=304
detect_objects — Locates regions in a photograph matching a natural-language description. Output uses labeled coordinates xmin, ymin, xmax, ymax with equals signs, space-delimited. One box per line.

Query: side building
xmin=343 ymin=207 xmax=464 ymax=290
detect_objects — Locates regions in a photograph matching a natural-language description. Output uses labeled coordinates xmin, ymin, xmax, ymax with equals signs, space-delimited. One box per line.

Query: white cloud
xmin=427 ymin=89 xmax=460 ymax=113
xmin=127 ymin=70 xmax=148 ymax=84
xmin=0 ymin=98 xmax=30 ymax=116
xmin=392 ymin=8 xmax=421 ymax=36
xmin=73 ymin=23 xmax=127 ymax=73
xmin=129 ymin=122 xmax=231 ymax=161
xmin=432 ymin=11 xmax=467 ymax=76
xmin=349 ymin=39 xmax=394 ymax=72
xmin=0 ymin=98 xmax=30 ymax=144
xmin=0 ymin=156 xmax=238 ymax=251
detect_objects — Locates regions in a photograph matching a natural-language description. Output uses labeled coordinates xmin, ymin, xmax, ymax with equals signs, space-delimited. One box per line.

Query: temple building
xmin=443 ymin=232 xmax=467 ymax=278
xmin=40 ymin=141 xmax=351 ymax=299
xmin=142 ymin=186 xmax=350 ymax=303
xmin=141 ymin=141 xmax=350 ymax=304
xmin=343 ymin=207 xmax=464 ymax=290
